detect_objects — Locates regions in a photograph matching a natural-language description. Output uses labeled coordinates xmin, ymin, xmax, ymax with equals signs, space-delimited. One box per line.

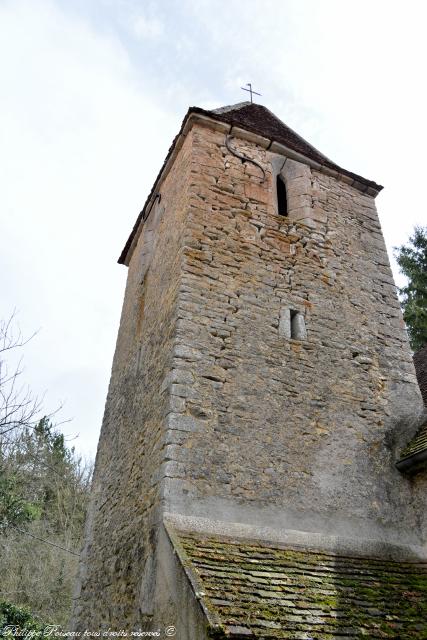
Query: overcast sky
xmin=1 ymin=0 xmax=426 ymax=458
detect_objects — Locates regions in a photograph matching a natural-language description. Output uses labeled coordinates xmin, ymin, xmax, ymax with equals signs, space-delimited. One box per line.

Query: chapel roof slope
xmin=118 ymin=102 xmax=383 ymax=265
xmin=167 ymin=527 xmax=427 ymax=639
xmin=396 ymin=345 xmax=427 ymax=474
xmin=397 ymin=420 xmax=427 ymax=474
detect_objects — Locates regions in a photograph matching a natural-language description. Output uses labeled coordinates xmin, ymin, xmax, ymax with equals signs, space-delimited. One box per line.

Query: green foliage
xmin=2 ymin=418 xmax=90 ymax=536
xmin=0 ymin=418 xmax=92 ymax=626
xmin=0 ymin=474 xmax=39 ymax=533
xmin=395 ymin=226 xmax=427 ymax=352
xmin=0 ymin=601 xmax=44 ymax=637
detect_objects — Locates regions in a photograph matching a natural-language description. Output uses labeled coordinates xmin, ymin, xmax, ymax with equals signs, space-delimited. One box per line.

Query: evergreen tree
xmin=395 ymin=226 xmax=427 ymax=352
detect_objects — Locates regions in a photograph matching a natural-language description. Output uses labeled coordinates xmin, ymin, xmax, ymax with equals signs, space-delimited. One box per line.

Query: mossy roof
xmin=167 ymin=527 xmax=427 ymax=640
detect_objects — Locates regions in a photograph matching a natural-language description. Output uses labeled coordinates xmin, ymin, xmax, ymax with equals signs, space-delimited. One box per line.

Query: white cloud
xmin=132 ymin=14 xmax=164 ymax=40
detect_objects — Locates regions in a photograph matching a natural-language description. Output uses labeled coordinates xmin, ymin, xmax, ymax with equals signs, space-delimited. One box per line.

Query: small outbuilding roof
xmin=396 ymin=345 xmax=427 ymax=474
xmin=396 ymin=421 xmax=427 ymax=474
xmin=167 ymin=527 xmax=427 ymax=639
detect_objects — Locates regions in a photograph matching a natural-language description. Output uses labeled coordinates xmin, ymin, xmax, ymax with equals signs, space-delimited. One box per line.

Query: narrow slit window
xmin=279 ymin=308 xmax=307 ymax=340
xmin=276 ymin=174 xmax=288 ymax=217
xmin=290 ymin=310 xmax=307 ymax=340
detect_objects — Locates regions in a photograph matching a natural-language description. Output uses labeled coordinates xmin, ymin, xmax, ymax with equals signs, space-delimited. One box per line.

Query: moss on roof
xmin=169 ymin=528 xmax=427 ymax=639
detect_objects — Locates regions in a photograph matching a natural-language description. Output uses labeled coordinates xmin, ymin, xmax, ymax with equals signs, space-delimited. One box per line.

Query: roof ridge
xmin=211 ymin=101 xmax=252 ymax=114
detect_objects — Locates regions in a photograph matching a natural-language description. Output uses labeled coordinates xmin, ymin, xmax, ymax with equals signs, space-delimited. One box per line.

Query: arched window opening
xmin=276 ymin=175 xmax=288 ymax=217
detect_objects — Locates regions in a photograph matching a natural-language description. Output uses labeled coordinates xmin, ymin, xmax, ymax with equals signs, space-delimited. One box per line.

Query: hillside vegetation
xmin=0 ymin=418 xmax=92 ymax=627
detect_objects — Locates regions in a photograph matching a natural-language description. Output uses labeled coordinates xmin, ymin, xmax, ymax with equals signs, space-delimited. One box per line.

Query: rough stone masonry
xmin=71 ymin=104 xmax=426 ymax=632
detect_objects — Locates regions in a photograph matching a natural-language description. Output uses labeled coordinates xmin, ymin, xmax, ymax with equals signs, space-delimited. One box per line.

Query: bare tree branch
xmin=0 ymin=313 xmax=57 ymax=449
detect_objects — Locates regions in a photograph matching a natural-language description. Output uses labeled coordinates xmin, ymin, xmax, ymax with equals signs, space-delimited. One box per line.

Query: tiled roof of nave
xmin=172 ymin=530 xmax=427 ymax=640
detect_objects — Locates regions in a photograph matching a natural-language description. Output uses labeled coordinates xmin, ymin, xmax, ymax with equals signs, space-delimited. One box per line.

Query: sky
xmin=1 ymin=0 xmax=426 ymax=458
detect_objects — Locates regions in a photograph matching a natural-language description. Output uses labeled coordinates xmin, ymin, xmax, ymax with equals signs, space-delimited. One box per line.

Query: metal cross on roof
xmin=241 ymin=83 xmax=261 ymax=103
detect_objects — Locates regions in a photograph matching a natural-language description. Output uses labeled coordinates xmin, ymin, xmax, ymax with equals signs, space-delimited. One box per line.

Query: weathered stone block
xmin=165 ymin=413 xmax=206 ymax=433
xmin=244 ymin=181 xmax=269 ymax=203
xmin=173 ymin=344 xmax=203 ymax=361
xmin=279 ymin=308 xmax=291 ymax=339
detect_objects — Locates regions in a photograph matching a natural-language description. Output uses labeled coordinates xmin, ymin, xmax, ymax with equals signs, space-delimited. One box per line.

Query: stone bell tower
xmin=72 ymin=103 xmax=426 ymax=637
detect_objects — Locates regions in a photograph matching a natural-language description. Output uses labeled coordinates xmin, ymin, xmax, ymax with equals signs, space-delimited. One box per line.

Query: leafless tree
xmin=0 ymin=312 xmax=45 ymax=448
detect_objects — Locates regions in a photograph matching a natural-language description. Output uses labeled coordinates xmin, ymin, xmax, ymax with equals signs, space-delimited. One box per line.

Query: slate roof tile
xmin=168 ymin=528 xmax=427 ymax=639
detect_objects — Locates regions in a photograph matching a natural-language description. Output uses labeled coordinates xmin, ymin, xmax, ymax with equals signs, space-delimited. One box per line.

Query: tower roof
xmin=211 ymin=101 xmax=342 ymax=170
xmin=119 ymin=102 xmax=383 ymax=265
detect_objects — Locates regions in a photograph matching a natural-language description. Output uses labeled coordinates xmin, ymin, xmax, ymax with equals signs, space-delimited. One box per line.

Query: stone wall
xmin=71 ymin=130 xmax=194 ymax=630
xmin=161 ymin=121 xmax=425 ymax=548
